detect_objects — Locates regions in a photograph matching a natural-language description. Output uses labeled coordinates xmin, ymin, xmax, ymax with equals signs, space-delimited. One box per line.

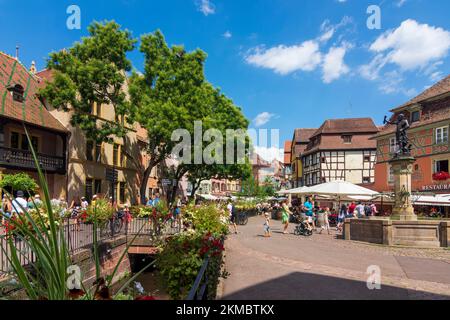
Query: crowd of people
xmin=253 ymin=197 xmax=381 ymax=237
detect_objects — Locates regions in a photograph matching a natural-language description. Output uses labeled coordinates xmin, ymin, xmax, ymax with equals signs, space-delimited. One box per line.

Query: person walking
xmin=348 ymin=202 xmax=356 ymax=216
xmin=337 ymin=204 xmax=347 ymax=232
xmin=319 ymin=207 xmax=331 ymax=235
xmin=11 ymin=191 xmax=28 ymax=216
xmin=227 ymin=201 xmax=238 ymax=234
xmin=1 ymin=194 xmax=12 ymax=224
xmin=302 ymin=197 xmax=316 ymax=232
xmin=370 ymin=203 xmax=379 ymax=216
xmin=364 ymin=203 xmax=372 ymax=217
xmin=355 ymin=202 xmax=365 ymax=218
xmin=263 ymin=212 xmax=271 ymax=237
xmin=281 ymin=200 xmax=292 ymax=234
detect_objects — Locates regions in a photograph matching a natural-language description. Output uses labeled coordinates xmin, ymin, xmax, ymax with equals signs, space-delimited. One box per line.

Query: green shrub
xmin=0 ymin=173 xmax=38 ymax=194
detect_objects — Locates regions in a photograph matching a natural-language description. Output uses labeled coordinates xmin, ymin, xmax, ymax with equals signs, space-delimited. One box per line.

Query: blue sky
xmin=1 ymin=0 xmax=449 ymax=161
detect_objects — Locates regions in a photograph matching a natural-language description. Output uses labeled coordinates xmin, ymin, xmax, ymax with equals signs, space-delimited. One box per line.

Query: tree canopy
xmin=41 ymin=21 xmax=252 ymax=203
xmin=40 ymin=21 xmax=136 ymax=143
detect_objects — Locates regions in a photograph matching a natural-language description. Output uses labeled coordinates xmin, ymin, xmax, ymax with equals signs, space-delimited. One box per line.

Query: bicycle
xmin=236 ymin=211 xmax=248 ymax=226
xmin=100 ymin=211 xmax=124 ymax=237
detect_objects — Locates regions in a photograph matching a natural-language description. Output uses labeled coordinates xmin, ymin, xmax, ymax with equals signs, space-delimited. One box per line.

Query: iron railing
xmin=0 ymin=218 xmax=180 ymax=278
xmin=186 ymin=256 xmax=210 ymax=300
xmin=0 ymin=146 xmax=65 ymax=173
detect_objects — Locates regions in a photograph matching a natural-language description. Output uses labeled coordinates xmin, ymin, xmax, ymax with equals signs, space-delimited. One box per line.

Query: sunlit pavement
xmin=221 ymin=216 xmax=450 ymax=300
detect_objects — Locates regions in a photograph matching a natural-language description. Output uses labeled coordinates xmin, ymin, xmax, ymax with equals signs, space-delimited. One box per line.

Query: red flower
xmin=433 ymin=172 xmax=450 ymax=181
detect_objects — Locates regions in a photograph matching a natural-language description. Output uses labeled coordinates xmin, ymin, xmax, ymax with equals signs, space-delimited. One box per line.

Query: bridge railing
xmin=0 ymin=218 xmax=181 ymax=278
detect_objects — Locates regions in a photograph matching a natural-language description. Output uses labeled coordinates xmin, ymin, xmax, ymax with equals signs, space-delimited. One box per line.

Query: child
xmin=319 ymin=207 xmax=331 ymax=235
xmin=264 ymin=212 xmax=271 ymax=238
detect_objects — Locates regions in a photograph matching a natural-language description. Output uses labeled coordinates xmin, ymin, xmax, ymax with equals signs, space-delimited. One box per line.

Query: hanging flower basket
xmin=432 ymin=171 xmax=450 ymax=181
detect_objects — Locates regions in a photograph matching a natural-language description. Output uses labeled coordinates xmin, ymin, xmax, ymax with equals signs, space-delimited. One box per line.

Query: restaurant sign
xmin=421 ymin=184 xmax=450 ymax=192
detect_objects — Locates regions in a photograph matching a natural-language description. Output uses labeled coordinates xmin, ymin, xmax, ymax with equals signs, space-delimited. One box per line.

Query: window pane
xmin=86 ymin=141 xmax=94 ymax=161
xmin=31 ymin=136 xmax=39 ymax=152
xmin=21 ymin=134 xmax=29 ymax=150
xmin=10 ymin=132 xmax=19 ymax=149
xmin=95 ymin=143 xmax=102 ymax=163
xmin=85 ymin=179 xmax=93 ymax=201
xmin=113 ymin=144 xmax=119 ymax=166
xmin=94 ymin=179 xmax=102 ymax=194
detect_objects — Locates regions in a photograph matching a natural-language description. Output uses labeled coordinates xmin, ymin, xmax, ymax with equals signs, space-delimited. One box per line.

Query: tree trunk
xmin=190 ymin=180 xmax=201 ymax=197
xmin=140 ymin=165 xmax=153 ymax=205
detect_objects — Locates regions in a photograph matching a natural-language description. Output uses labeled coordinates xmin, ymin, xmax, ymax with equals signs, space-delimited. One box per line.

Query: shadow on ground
xmin=221 ymin=272 xmax=450 ymax=300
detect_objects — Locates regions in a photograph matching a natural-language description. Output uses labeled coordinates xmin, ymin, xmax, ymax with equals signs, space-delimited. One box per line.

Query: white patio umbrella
xmin=305 ymin=180 xmax=378 ymax=198
xmin=198 ymin=194 xmax=218 ymax=201
xmin=279 ymin=186 xmax=312 ymax=195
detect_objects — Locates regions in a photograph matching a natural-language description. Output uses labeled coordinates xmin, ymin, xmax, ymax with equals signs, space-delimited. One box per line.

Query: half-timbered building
xmin=302 ymin=118 xmax=379 ymax=186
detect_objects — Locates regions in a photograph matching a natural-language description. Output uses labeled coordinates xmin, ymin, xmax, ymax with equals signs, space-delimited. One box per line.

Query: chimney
xmin=15 ymin=45 xmax=19 ymax=60
xmin=30 ymin=61 xmax=37 ymax=74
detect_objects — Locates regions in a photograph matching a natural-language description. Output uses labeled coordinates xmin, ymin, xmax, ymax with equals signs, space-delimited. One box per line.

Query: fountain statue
xmin=383 ymin=114 xmax=417 ymax=221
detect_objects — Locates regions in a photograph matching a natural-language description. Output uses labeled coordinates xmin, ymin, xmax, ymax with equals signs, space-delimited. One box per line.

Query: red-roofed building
xmin=0 ymin=52 xmax=69 ymax=198
xmin=373 ymin=74 xmax=450 ymax=195
xmin=301 ymin=118 xmax=379 ymax=186
xmin=290 ymin=128 xmax=317 ymax=187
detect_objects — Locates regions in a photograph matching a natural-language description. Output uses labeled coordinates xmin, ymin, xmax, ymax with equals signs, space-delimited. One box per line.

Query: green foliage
xmin=184 ymin=204 xmax=229 ymax=236
xmin=158 ymin=232 xmax=226 ymax=300
xmin=40 ymin=20 xmax=136 ymax=143
xmin=0 ymin=129 xmax=153 ymax=300
xmin=158 ymin=203 xmax=228 ymax=299
xmin=0 ymin=173 xmax=38 ymax=194
xmin=86 ymin=198 xmax=114 ymax=223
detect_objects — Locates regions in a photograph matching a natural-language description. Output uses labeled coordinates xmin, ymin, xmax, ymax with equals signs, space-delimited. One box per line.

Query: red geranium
xmin=433 ymin=171 xmax=450 ymax=181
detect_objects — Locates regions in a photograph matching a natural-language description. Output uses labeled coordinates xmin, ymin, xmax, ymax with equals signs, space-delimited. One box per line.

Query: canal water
xmin=130 ymin=254 xmax=170 ymax=300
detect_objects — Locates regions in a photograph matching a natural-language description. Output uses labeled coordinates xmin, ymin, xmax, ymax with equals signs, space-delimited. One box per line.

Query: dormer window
xmin=342 ymin=135 xmax=352 ymax=144
xmin=7 ymin=84 xmax=25 ymax=102
xmin=411 ymin=110 xmax=420 ymax=123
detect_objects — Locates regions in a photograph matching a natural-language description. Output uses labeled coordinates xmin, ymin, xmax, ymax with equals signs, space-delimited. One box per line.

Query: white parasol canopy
xmin=304 ymin=180 xmax=378 ymax=198
xmin=278 ymin=186 xmax=312 ymax=195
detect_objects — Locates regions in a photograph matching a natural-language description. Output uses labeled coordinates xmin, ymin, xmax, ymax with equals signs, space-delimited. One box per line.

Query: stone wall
xmin=344 ymin=218 xmax=450 ymax=248
xmin=72 ymin=236 xmax=131 ymax=288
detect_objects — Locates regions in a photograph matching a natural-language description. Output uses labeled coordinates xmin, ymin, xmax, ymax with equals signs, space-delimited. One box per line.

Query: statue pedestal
xmin=389 ymin=156 xmax=417 ymax=221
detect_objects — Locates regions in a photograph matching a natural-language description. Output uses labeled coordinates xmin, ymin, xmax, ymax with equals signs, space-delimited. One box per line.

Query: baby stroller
xmin=293 ymin=212 xmax=313 ymax=237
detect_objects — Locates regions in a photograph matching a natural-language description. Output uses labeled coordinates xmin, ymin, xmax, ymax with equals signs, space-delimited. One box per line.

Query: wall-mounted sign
xmin=421 ymin=184 xmax=450 ymax=192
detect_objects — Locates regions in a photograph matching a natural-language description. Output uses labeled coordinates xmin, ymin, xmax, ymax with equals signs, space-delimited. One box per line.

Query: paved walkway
xmin=221 ymin=216 xmax=450 ymax=300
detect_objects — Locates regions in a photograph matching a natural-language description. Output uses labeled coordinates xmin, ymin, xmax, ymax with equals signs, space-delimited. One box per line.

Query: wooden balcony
xmin=0 ymin=146 xmax=66 ymax=174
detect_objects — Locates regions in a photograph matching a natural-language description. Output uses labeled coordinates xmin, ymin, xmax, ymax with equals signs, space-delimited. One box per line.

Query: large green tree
xmin=40 ymin=21 xmax=136 ymax=143
xmin=129 ymin=30 xmax=250 ymax=204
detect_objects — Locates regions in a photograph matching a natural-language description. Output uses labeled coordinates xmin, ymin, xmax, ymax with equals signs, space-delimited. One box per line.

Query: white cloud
xmin=359 ymin=53 xmax=389 ymax=80
xmin=196 ymin=0 xmax=215 ymax=16
xmin=369 ymin=19 xmax=450 ymax=71
xmin=378 ymin=70 xmax=417 ymax=96
xmin=246 ymin=40 xmax=322 ymax=75
xmin=318 ymin=16 xmax=353 ymax=43
xmin=223 ymin=31 xmax=232 ymax=39
xmin=254 ymin=112 xmax=276 ymax=127
xmin=322 ymin=43 xmax=351 ymax=83
xmin=254 ymin=146 xmax=284 ymax=163
xmin=246 ymin=16 xmax=354 ymax=83
xmin=360 ymin=19 xmax=450 ymax=95
xmin=396 ymin=0 xmax=407 ymax=7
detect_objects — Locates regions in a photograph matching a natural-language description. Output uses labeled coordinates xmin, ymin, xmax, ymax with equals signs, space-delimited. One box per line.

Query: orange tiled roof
xmin=392 ymin=74 xmax=450 ymax=112
xmin=310 ymin=118 xmax=378 ymax=138
xmin=284 ymin=141 xmax=292 ymax=165
xmin=0 ymin=52 xmax=67 ymax=132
